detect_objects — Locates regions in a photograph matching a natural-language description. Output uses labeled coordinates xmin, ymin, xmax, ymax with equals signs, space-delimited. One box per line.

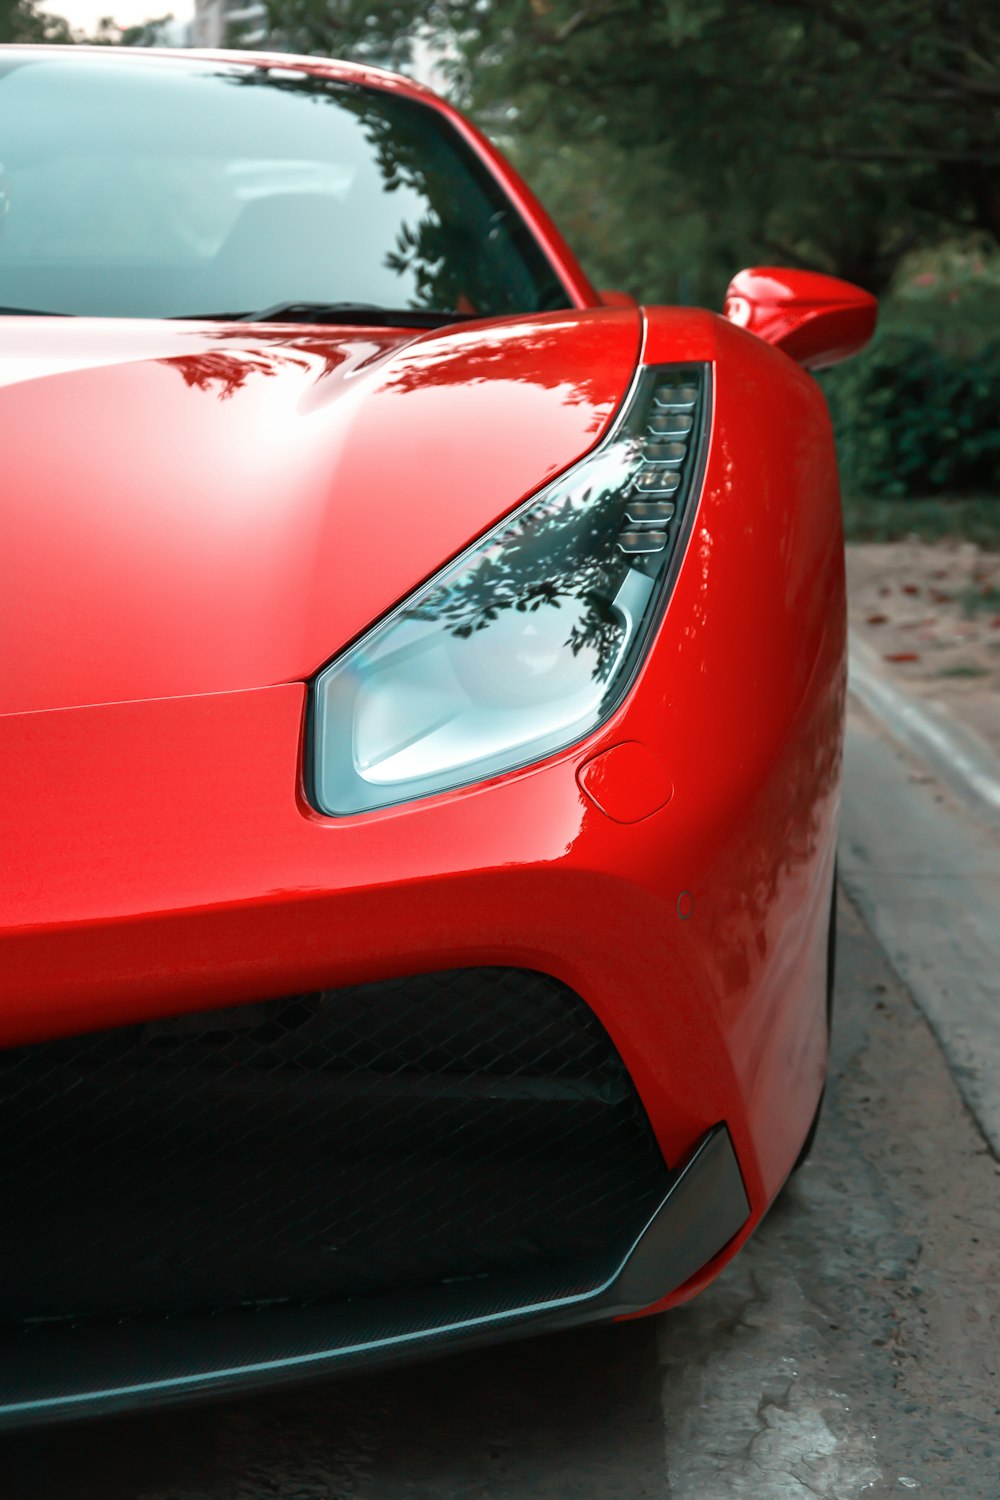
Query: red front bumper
xmin=0 ymin=658 xmax=835 ymax=1247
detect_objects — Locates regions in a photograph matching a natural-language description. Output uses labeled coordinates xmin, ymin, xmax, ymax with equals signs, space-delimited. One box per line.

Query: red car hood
xmin=0 ymin=309 xmax=639 ymax=716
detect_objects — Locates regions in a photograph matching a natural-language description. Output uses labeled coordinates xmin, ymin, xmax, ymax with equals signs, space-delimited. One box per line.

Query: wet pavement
xmin=4 ymin=894 xmax=998 ymax=1498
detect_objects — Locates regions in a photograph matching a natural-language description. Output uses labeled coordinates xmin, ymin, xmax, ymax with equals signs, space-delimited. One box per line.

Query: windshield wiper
xmin=173 ymin=302 xmax=477 ymax=328
xmin=0 ymin=305 xmax=72 ymax=316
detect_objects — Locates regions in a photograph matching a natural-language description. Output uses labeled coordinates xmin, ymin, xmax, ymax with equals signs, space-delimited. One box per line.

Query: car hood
xmin=0 ymin=309 xmax=640 ymax=716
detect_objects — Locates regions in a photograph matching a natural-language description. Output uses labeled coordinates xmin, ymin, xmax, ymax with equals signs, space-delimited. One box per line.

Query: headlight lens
xmin=311 ymin=363 xmax=709 ymax=815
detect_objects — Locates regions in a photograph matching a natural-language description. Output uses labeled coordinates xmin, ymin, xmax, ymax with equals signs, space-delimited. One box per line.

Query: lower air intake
xmin=0 ymin=968 xmax=671 ymax=1327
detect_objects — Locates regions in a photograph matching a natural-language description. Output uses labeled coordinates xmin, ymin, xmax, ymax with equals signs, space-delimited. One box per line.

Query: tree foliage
xmin=823 ymin=331 xmax=1000 ymax=497
xmin=0 ymin=0 xmax=72 ymax=41
xmin=256 ymin=0 xmax=1000 ymax=303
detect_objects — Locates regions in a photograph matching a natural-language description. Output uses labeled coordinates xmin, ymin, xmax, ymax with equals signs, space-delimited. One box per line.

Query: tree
xmin=488 ymin=0 xmax=1000 ymax=294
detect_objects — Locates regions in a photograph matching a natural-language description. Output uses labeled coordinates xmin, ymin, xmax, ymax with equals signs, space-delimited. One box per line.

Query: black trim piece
xmin=1 ymin=968 xmax=670 ymax=1325
xmin=0 ymin=1124 xmax=749 ymax=1429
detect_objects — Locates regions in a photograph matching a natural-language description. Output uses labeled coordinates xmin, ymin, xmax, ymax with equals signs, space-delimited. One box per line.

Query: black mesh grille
xmin=0 ymin=969 xmax=670 ymax=1328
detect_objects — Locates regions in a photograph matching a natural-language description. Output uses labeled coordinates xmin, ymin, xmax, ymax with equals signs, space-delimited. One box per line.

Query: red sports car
xmin=0 ymin=45 xmax=875 ymax=1424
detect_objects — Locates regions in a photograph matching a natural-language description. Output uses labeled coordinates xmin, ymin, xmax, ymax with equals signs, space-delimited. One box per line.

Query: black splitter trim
xmin=0 ymin=1124 xmax=748 ymax=1428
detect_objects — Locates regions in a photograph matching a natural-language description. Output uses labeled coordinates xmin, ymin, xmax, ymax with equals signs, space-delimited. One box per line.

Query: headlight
xmin=311 ymin=363 xmax=709 ymax=815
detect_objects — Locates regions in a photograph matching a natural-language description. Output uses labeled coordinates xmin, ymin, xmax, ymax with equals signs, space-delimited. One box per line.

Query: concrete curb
xmin=848 ymin=629 xmax=1000 ymax=830
xmin=841 ymin=636 xmax=1000 ymax=1158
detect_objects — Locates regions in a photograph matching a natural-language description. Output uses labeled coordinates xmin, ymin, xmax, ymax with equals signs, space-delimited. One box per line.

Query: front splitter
xmin=0 ymin=1124 xmax=748 ymax=1429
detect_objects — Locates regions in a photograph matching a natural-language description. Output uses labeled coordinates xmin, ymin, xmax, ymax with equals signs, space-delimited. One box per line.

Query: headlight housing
xmin=311 ymin=363 xmax=709 ymax=815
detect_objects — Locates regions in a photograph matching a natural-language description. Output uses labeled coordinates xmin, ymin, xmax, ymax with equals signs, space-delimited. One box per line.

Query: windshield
xmin=0 ymin=54 xmax=572 ymax=321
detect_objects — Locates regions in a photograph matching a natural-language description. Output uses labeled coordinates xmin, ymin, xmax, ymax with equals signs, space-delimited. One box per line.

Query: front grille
xmin=0 ymin=968 xmax=670 ymax=1327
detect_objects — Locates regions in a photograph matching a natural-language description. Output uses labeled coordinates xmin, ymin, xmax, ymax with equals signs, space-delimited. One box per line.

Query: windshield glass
xmin=0 ymin=54 xmax=572 ymax=321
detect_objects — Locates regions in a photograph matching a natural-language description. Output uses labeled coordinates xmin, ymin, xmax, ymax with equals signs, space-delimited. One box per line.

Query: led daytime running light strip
xmin=617 ymin=376 xmax=701 ymax=557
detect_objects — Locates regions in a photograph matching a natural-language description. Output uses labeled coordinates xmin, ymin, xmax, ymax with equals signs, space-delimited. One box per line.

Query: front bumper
xmin=0 ymin=653 xmax=836 ymax=1419
xmin=1 ymin=679 xmax=834 ymax=1195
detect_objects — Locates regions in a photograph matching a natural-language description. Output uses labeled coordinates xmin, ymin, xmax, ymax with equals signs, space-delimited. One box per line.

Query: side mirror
xmin=723 ymin=267 xmax=877 ymax=370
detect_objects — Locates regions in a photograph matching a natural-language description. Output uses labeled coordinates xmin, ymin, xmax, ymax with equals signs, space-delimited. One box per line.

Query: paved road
xmin=4 ymin=895 xmax=998 ymax=1499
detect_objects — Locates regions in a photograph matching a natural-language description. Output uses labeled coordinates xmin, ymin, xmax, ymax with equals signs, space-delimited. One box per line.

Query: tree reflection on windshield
xmin=220 ymin=68 xmax=568 ymax=317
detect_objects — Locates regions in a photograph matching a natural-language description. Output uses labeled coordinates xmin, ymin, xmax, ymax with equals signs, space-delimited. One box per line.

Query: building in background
xmin=191 ymin=0 xmax=267 ymax=47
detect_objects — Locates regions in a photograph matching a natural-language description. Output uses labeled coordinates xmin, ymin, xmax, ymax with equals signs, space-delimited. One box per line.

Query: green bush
xmin=821 ymin=333 xmax=1000 ymax=500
